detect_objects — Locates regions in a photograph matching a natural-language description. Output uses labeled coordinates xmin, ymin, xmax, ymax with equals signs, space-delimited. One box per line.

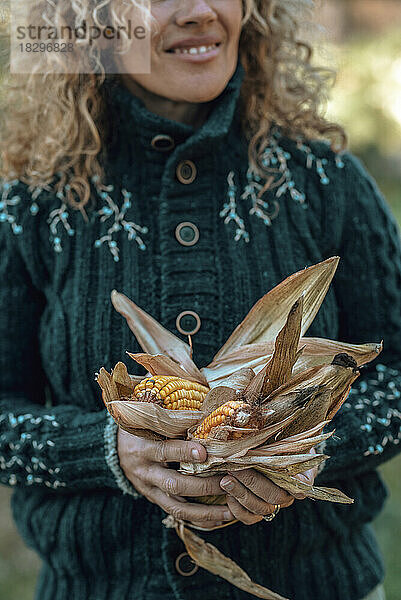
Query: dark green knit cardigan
xmin=1 ymin=62 xmax=401 ymax=600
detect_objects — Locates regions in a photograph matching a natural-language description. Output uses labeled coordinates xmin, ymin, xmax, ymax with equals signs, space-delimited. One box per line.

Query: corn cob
xmin=131 ymin=375 xmax=208 ymax=410
xmin=192 ymin=400 xmax=261 ymax=440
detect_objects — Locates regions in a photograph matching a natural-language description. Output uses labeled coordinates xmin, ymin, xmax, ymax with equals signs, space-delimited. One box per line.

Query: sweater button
xmin=176 ymin=160 xmax=197 ymax=184
xmin=175 ymin=552 xmax=199 ymax=576
xmin=176 ymin=311 xmax=201 ymax=335
xmin=175 ymin=222 xmax=199 ymax=246
xmin=150 ymin=134 xmax=175 ymax=152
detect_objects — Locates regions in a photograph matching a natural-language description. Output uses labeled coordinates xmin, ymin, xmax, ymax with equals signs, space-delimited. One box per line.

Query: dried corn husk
xmin=98 ymin=363 xmax=203 ymax=437
xmin=108 ymin=400 xmax=203 ymax=438
xmin=266 ymin=357 xmax=360 ymax=426
xmin=290 ymin=338 xmax=382 ymax=375
xmin=165 ymin=518 xmax=289 ymax=600
xmin=96 ymin=257 xmax=383 ymax=600
xmin=261 ymin=295 xmax=304 ymax=396
xmin=212 ymin=257 xmax=340 ymax=361
xmin=111 ymin=361 xmax=145 ymax=397
xmin=126 ymin=351 xmax=206 ymax=384
xmin=111 ymin=289 xmax=207 ymax=385
xmin=112 ymin=257 xmax=374 ymax=390
xmin=201 ymin=339 xmax=381 ymax=386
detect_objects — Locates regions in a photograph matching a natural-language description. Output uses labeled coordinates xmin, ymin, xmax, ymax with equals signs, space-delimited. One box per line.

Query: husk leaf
xmin=260 ymin=387 xmax=324 ymax=425
xmin=97 ymin=367 xmax=120 ymax=408
xmin=111 ymin=290 xmax=206 ymax=384
xmin=273 ymin=387 xmax=333 ymax=440
xmin=248 ymin=431 xmax=333 ymax=455
xmin=107 ymin=400 xmax=203 ymax=438
xmin=266 ymin=361 xmax=359 ymax=410
xmin=126 ymin=351 xmax=207 ymax=384
xmin=199 ymin=385 xmax=240 ymax=418
xmin=212 ymin=257 xmax=339 ymax=361
xmin=180 ymin=453 xmax=326 ymax=477
xmin=263 ymin=297 xmax=304 ymax=396
xmin=111 ymin=361 xmax=144 ymax=396
xmin=291 ymin=339 xmax=382 ymax=375
xmin=202 ymin=338 xmax=381 ymax=386
xmin=183 ymin=411 xmax=303 ymax=475
xmin=257 ymin=468 xmax=354 ymax=504
xmin=241 ymin=361 xmax=271 ymax=405
xmin=175 ymin=523 xmax=289 ymax=600
xmin=210 ymin=367 xmax=256 ymax=391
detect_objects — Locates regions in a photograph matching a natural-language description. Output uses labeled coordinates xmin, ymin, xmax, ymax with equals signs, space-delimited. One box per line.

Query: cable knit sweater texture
xmin=1 ymin=63 xmax=401 ymax=600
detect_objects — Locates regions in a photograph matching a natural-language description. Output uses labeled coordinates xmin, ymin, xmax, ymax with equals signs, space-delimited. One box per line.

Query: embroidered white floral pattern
xmin=91 ymin=175 xmax=148 ymax=262
xmin=0 ymin=412 xmax=66 ymax=489
xmin=0 ymin=174 xmax=148 ymax=260
xmin=341 ymin=363 xmax=401 ymax=456
xmin=220 ymin=132 xmax=345 ymax=243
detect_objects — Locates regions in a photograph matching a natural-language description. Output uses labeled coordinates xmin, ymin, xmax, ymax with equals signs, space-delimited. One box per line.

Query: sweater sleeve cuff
xmin=315 ymin=363 xmax=401 ymax=482
xmin=104 ymin=414 xmax=141 ymax=499
xmin=0 ymin=397 xmax=142 ymax=494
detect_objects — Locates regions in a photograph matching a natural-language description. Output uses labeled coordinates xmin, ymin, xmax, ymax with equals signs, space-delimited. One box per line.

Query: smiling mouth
xmin=166 ymin=43 xmax=221 ymax=56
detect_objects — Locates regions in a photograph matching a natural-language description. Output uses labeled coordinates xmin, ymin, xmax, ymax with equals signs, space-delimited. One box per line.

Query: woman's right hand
xmin=117 ymin=426 xmax=235 ymax=529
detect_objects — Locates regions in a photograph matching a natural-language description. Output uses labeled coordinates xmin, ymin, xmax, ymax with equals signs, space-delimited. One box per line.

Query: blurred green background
xmin=0 ymin=1 xmax=400 ymax=599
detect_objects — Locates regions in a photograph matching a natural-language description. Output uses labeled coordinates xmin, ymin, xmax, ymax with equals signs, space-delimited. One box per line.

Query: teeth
xmin=172 ymin=44 xmax=218 ymax=55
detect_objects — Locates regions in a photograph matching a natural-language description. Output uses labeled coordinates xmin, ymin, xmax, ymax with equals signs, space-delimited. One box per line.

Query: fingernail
xmin=224 ymin=511 xmax=233 ymax=520
xmin=221 ymin=478 xmax=234 ymax=491
xmin=191 ymin=448 xmax=201 ymax=461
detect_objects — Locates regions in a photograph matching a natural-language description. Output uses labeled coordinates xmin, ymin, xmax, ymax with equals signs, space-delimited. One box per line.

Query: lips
xmin=169 ymin=43 xmax=220 ymax=56
xmin=165 ymin=37 xmax=222 ymax=52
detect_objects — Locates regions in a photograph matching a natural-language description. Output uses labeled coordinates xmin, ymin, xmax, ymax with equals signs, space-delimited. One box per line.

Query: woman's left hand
xmin=219 ymin=448 xmax=318 ymax=525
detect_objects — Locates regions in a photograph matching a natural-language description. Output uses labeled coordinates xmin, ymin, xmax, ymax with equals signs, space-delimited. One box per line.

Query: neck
xmin=120 ymin=75 xmax=213 ymax=129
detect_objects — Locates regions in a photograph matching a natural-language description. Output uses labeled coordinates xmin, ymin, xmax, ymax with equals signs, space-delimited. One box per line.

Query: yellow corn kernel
xmin=132 ymin=376 xmax=208 ymax=410
xmin=192 ymin=401 xmax=252 ymax=439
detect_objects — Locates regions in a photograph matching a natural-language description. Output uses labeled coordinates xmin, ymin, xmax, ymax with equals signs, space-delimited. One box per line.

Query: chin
xmin=170 ymin=80 xmax=231 ymax=104
xmin=179 ymin=91 xmax=224 ymax=103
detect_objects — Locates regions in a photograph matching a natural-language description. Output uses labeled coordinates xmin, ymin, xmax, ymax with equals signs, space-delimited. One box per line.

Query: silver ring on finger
xmin=262 ymin=504 xmax=281 ymax=522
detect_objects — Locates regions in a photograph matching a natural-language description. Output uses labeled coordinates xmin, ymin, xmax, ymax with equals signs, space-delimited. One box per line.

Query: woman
xmin=0 ymin=1 xmax=400 ymax=599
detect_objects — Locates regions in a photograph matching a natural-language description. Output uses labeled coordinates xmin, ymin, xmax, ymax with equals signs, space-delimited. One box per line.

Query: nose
xmin=175 ymin=0 xmax=217 ymax=27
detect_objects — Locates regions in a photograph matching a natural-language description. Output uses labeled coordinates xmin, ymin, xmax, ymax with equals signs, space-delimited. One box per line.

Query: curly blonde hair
xmin=0 ymin=0 xmax=346 ymax=213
